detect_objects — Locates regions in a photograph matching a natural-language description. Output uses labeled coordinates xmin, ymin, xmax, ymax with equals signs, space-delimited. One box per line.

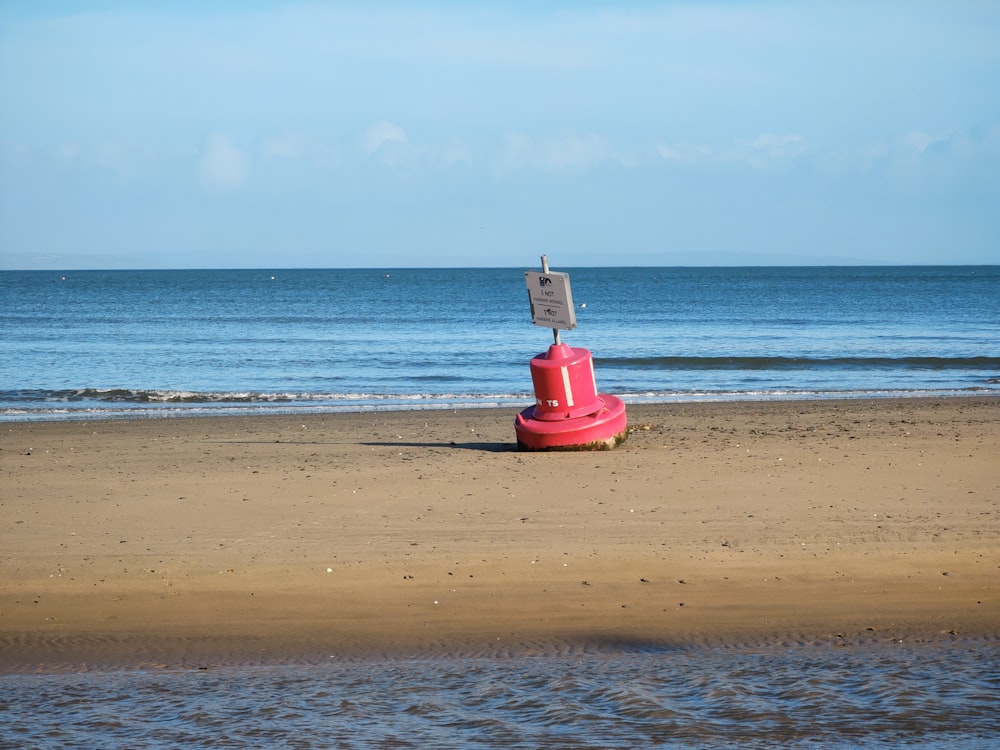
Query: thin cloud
xmin=363 ymin=121 xmax=408 ymax=155
xmin=655 ymin=134 xmax=809 ymax=169
xmin=494 ymin=131 xmax=629 ymax=174
xmin=655 ymin=142 xmax=715 ymax=162
xmin=56 ymin=143 xmax=81 ymax=162
xmin=198 ymin=133 xmax=249 ymax=190
xmin=729 ymin=134 xmax=809 ymax=169
xmin=261 ymin=132 xmax=308 ymax=161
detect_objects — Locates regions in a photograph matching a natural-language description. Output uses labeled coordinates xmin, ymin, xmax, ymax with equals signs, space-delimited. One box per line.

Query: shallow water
xmin=2 ymin=641 xmax=997 ymax=749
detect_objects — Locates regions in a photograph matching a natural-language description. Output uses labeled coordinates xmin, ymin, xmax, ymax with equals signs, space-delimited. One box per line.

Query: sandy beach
xmin=1 ymin=398 xmax=997 ymax=671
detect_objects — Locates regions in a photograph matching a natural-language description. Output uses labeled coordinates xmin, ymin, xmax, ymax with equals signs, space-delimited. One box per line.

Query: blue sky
xmin=1 ymin=1 xmax=998 ymax=269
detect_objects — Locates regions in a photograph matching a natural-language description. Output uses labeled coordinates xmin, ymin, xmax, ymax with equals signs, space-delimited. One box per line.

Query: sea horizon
xmin=5 ymin=262 xmax=998 ymax=272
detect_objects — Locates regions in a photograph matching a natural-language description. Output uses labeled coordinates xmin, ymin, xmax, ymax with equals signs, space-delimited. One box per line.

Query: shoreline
xmin=3 ymin=389 xmax=997 ymax=425
xmin=2 ymin=397 xmax=997 ymax=672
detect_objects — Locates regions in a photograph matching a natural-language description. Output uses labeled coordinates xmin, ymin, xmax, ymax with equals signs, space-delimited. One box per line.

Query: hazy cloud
xmin=655 ymin=134 xmax=809 ymax=169
xmin=363 ymin=122 xmax=408 ymax=155
xmin=740 ymin=134 xmax=808 ymax=157
xmin=198 ymin=133 xmax=249 ymax=190
xmin=729 ymin=134 xmax=809 ymax=169
xmin=494 ymin=131 xmax=628 ymax=173
xmin=899 ymin=131 xmax=947 ymax=154
xmin=655 ymin=142 xmax=715 ymax=162
xmin=442 ymin=139 xmax=474 ymax=166
xmin=261 ymin=132 xmax=308 ymax=161
xmin=56 ymin=143 xmax=81 ymax=162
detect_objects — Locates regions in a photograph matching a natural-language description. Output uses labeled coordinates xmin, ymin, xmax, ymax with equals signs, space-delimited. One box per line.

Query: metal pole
xmin=540 ymin=255 xmax=560 ymax=346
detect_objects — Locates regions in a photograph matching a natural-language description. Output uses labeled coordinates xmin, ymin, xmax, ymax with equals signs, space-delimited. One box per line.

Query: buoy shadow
xmin=209 ymin=439 xmax=517 ymax=452
xmin=362 ymin=440 xmax=518 ymax=453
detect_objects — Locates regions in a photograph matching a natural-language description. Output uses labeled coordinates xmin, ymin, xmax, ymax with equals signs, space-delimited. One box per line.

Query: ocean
xmin=2 ymin=265 xmax=999 ymax=747
xmin=1 ymin=265 xmax=998 ymax=421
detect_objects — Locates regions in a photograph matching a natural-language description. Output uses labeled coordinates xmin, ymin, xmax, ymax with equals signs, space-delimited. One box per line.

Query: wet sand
xmin=1 ymin=398 xmax=997 ymax=671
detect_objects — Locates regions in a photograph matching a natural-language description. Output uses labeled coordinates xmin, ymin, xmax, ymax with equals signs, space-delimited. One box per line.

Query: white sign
xmin=525 ymin=270 xmax=577 ymax=330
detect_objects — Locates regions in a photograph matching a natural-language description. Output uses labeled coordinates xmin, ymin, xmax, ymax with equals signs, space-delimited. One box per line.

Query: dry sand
xmin=1 ymin=398 xmax=997 ymax=671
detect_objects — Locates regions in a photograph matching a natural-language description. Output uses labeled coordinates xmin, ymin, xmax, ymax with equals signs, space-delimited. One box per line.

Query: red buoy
xmin=515 ymin=343 xmax=627 ymax=451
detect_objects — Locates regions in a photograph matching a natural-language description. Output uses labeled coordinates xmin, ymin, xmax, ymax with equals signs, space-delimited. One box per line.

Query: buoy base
xmin=515 ymin=394 xmax=627 ymax=451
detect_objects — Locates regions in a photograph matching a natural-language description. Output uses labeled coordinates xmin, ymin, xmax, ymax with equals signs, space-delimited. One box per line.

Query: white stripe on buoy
xmin=561 ymin=366 xmax=575 ymax=407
